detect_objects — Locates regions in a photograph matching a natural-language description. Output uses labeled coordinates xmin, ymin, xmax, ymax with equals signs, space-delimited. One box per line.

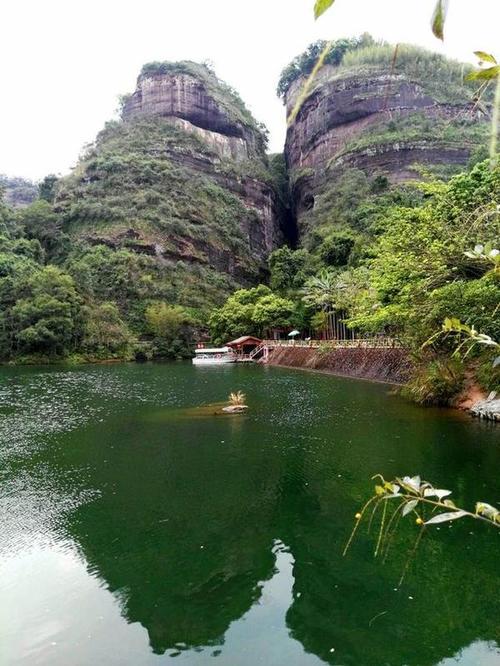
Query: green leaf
xmin=425 ymin=510 xmax=467 ymax=525
xmin=465 ymin=65 xmax=500 ymax=81
xmin=314 ymin=0 xmax=335 ymax=20
xmin=431 ymin=0 xmax=449 ymax=40
xmin=473 ymin=51 xmax=497 ymax=65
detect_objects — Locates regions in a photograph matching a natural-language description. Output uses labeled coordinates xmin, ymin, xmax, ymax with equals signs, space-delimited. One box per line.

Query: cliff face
xmin=56 ymin=62 xmax=283 ymax=308
xmin=122 ymin=70 xmax=262 ymax=157
xmin=0 ymin=175 xmax=37 ymax=208
xmin=284 ymin=51 xmax=490 ymax=234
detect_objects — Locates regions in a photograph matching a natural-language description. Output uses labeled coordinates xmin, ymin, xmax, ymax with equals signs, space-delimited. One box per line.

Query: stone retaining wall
xmin=266 ymin=346 xmax=413 ymax=384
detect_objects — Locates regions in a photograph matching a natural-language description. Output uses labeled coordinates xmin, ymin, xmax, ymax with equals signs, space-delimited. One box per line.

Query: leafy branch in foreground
xmin=310 ymin=0 xmax=500 ymax=165
xmin=424 ymin=317 xmax=500 ymax=366
xmin=344 ymin=475 xmax=500 ymax=585
xmin=466 ymin=52 xmax=500 ymax=166
xmin=464 ymin=242 xmax=500 ymax=273
xmin=314 ymin=0 xmax=335 ymax=20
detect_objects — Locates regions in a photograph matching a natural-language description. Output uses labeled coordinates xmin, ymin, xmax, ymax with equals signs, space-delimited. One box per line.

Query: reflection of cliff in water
xmin=68 ymin=408 xmax=282 ymax=654
xmin=65 ymin=386 xmax=500 ymax=664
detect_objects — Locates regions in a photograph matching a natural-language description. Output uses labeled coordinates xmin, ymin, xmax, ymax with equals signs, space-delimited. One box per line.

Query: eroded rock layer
xmin=284 ymin=58 xmax=489 ymax=232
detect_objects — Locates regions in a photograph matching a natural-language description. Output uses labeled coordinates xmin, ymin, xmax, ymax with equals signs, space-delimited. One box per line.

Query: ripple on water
xmin=0 ymin=465 xmax=100 ymax=559
xmin=0 ymin=367 xmax=186 ymax=465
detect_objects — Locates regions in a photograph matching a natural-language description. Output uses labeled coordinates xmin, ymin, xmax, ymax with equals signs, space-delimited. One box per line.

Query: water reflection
xmin=1 ymin=363 xmax=500 ymax=665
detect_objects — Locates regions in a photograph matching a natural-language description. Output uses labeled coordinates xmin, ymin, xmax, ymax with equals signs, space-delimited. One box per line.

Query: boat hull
xmin=192 ymin=357 xmax=236 ymax=365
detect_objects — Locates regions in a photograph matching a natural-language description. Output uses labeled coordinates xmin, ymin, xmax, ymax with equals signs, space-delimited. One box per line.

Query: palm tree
xmin=301 ymin=269 xmax=338 ymax=310
xmin=301 ymin=270 xmax=338 ymax=338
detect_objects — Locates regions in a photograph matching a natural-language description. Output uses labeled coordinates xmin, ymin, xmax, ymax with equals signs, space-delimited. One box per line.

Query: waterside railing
xmin=261 ymin=337 xmax=403 ymax=349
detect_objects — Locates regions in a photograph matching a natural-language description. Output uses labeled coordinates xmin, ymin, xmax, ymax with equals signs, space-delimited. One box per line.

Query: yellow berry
xmin=355 ymin=512 xmax=362 ymax=520
xmin=416 ymin=517 xmax=424 ymax=525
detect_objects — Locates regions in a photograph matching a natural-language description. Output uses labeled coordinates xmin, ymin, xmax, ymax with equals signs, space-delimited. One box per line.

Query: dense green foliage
xmin=278 ymin=36 xmax=484 ymax=105
xmin=338 ymin=160 xmax=500 ymax=398
xmin=209 ymin=285 xmax=301 ymax=343
xmin=0 ymin=209 xmax=200 ymax=362
xmin=269 ymin=246 xmax=317 ymax=293
xmin=296 ymin=167 xmax=424 ymax=269
xmin=276 ymin=35 xmax=374 ymax=99
xmin=347 ymin=161 xmax=499 ymax=340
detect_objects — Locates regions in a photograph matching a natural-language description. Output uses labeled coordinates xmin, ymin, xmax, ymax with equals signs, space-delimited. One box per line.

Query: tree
xmin=38 ymin=174 xmax=59 ymax=203
xmin=145 ymin=303 xmax=192 ymax=338
xmin=251 ymin=294 xmax=295 ymax=335
xmin=20 ymin=199 xmax=66 ymax=260
xmin=10 ymin=266 xmax=82 ymax=356
xmin=319 ymin=232 xmax=356 ymax=267
xmin=301 ymin=270 xmax=338 ymax=311
xmin=209 ymin=285 xmax=298 ymax=343
xmin=269 ymin=246 xmax=314 ymax=293
xmin=82 ymin=302 xmax=133 ymax=357
xmin=145 ymin=302 xmax=194 ymax=359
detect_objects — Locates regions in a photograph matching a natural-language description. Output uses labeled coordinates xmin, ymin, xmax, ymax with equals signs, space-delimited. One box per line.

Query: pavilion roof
xmin=225 ymin=335 xmax=262 ymax=347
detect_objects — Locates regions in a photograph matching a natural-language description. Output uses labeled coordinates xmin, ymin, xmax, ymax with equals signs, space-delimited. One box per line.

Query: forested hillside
xmin=1 ymin=40 xmax=498 ymax=401
xmin=0 ymin=61 xmax=284 ymax=363
xmin=210 ymin=38 xmax=499 ymax=404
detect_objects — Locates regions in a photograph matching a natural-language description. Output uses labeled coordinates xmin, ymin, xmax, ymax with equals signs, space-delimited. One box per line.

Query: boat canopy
xmin=194 ymin=347 xmax=232 ymax=354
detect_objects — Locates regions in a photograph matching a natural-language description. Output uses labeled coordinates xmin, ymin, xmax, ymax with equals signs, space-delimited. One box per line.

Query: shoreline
xmin=265 ymin=360 xmax=404 ymax=387
xmin=265 ymin=345 xmax=412 ymax=385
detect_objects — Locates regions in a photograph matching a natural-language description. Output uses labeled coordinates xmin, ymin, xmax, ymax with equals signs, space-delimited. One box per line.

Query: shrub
xmin=319 ymin=232 xmax=356 ymax=267
xmin=402 ymin=358 xmax=465 ymax=406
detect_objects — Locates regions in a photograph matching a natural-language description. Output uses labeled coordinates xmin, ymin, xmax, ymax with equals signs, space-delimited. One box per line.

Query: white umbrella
xmin=288 ymin=330 xmax=300 ymax=337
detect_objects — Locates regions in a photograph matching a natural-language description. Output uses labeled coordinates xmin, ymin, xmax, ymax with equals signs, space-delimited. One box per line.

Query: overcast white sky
xmin=1 ymin=0 xmax=498 ymax=181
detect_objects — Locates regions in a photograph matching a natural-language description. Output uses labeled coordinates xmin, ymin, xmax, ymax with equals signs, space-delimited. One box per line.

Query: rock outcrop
xmin=283 ymin=45 xmax=490 ymax=234
xmin=55 ymin=61 xmax=283 ymax=309
xmin=0 ymin=175 xmax=37 ymax=208
xmin=122 ymin=67 xmax=263 ymax=158
xmin=470 ymin=392 xmax=500 ymax=422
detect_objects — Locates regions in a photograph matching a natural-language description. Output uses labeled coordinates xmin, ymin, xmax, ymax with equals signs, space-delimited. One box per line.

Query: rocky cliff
xmin=55 ymin=61 xmax=283 ymax=310
xmin=282 ymin=41 xmax=490 ymax=237
xmin=0 ymin=175 xmax=37 ymax=208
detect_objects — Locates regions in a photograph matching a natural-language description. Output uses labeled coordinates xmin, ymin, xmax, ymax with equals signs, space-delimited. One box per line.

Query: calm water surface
xmin=0 ymin=362 xmax=499 ymax=666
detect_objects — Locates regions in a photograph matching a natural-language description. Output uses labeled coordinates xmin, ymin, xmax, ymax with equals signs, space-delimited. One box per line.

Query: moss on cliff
xmin=280 ymin=38 xmax=486 ymax=107
xmin=50 ymin=51 xmax=286 ymax=335
xmin=57 ymin=115 xmax=274 ymax=285
xmin=328 ymin=113 xmax=489 ymax=167
xmin=338 ymin=44 xmax=480 ymax=105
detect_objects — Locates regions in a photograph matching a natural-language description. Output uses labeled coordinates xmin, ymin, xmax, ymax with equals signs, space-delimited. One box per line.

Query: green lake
xmin=0 ymin=362 xmax=499 ymax=666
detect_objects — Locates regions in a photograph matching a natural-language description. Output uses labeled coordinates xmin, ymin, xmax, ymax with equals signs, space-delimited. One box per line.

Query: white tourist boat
xmin=192 ymin=346 xmax=236 ymax=365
